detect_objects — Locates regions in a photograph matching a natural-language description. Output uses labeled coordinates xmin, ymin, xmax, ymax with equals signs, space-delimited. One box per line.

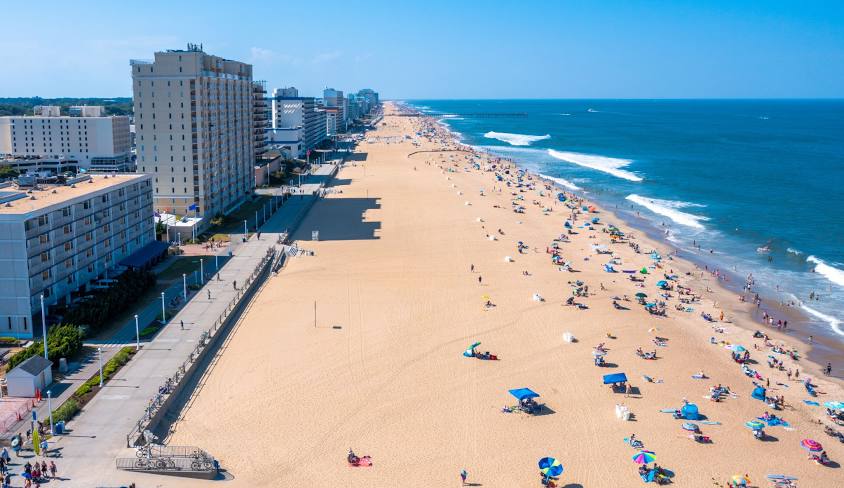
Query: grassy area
xmin=203 ymin=195 xmax=272 ymax=236
xmin=157 ymin=255 xmax=214 ymax=282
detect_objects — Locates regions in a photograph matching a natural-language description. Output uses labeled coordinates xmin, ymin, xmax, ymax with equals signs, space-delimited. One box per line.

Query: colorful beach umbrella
xmin=801 ymin=439 xmax=822 ymax=452
xmin=632 ymin=450 xmax=656 ymax=464
xmin=538 ymin=457 xmax=563 ymax=477
xmin=823 ymin=401 xmax=844 ymax=410
xmin=745 ymin=420 xmax=765 ymax=431
xmin=730 ymin=474 xmax=750 ymax=486
xmin=463 ymin=342 xmax=481 ymax=357
xmin=731 ymin=345 xmax=747 ymax=353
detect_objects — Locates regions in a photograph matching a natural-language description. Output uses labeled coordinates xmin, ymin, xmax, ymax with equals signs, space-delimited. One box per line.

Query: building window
xmin=38 ymin=215 xmax=49 ymax=226
xmin=39 ymin=234 xmax=49 ymax=244
xmin=40 ymin=252 xmax=49 ymax=263
xmin=64 ymin=241 xmax=73 ymax=252
xmin=42 ymin=270 xmax=50 ymax=280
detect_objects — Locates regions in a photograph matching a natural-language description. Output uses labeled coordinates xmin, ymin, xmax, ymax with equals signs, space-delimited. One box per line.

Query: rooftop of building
xmin=0 ymin=173 xmax=148 ymax=216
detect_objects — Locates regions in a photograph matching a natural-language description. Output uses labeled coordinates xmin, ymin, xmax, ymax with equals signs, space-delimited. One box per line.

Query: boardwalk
xmin=42 ymin=193 xmax=322 ymax=486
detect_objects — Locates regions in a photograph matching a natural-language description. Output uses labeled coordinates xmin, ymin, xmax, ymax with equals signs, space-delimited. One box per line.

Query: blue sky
xmin=2 ymin=0 xmax=843 ymax=99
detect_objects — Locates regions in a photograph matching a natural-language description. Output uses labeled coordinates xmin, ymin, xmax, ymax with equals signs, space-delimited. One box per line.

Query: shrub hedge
xmin=7 ymin=324 xmax=83 ymax=370
xmin=61 ymin=269 xmax=156 ymax=332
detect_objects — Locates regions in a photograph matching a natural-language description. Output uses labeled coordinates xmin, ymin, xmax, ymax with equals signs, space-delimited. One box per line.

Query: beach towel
xmin=803 ymin=400 xmax=820 ymax=406
xmin=700 ymin=421 xmax=721 ymax=425
xmin=659 ymin=408 xmax=676 ymax=413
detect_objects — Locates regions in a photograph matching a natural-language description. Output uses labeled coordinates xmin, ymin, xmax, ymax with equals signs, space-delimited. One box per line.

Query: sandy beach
xmin=167 ymin=103 xmax=843 ymax=487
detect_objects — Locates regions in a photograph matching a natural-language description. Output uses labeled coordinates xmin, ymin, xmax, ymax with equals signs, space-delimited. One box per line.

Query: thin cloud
xmin=311 ymin=50 xmax=343 ymax=64
xmin=249 ymin=47 xmax=300 ymax=65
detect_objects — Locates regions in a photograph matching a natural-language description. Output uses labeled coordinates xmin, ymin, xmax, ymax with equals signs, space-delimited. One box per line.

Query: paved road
xmin=43 ymin=194 xmax=322 ymax=487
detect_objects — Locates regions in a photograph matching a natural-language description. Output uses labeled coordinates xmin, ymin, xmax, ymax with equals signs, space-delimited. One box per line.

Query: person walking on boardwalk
xmin=207 ymin=290 xmax=212 ymax=300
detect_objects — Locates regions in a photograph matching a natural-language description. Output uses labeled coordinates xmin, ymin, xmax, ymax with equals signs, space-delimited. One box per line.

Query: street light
xmin=243 ymin=219 xmax=248 ymax=235
xmin=183 ymin=273 xmax=187 ymax=300
xmin=98 ymin=347 xmax=103 ymax=387
xmin=160 ymin=292 xmax=166 ymax=322
xmin=134 ymin=314 xmax=140 ymax=351
xmin=40 ymin=294 xmax=48 ymax=359
xmin=200 ymin=259 xmax=204 ymax=284
xmin=47 ymin=390 xmax=54 ymax=434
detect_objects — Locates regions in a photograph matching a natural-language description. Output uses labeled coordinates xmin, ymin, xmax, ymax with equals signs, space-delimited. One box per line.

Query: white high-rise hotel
xmin=131 ymin=45 xmax=255 ymax=220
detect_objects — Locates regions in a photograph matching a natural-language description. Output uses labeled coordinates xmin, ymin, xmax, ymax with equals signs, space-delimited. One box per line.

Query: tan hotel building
xmin=131 ymin=45 xmax=256 ymax=221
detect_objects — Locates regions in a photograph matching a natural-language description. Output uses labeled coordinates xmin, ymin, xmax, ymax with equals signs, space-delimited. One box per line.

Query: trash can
xmin=54 ymin=421 xmax=64 ymax=435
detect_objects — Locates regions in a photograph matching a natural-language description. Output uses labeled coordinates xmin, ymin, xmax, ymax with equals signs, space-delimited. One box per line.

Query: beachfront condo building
xmin=0 ymin=173 xmax=155 ymax=338
xmin=322 ymin=88 xmax=345 ymax=132
xmin=270 ymin=87 xmax=327 ymax=152
xmin=131 ymin=44 xmax=256 ymax=221
xmin=253 ymin=81 xmax=269 ymax=159
xmin=0 ymin=113 xmax=132 ymax=172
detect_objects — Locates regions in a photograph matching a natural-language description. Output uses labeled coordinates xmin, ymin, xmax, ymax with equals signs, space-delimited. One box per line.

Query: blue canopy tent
xmin=680 ymin=403 xmax=700 ymax=420
xmin=602 ymin=373 xmax=628 ymax=385
xmin=509 ymin=388 xmax=541 ymax=401
xmin=557 ymin=193 xmax=566 ymax=202
xmin=751 ymin=385 xmax=766 ymax=401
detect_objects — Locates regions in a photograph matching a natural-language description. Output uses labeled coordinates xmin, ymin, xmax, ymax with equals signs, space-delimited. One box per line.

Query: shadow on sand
xmin=292 ymin=197 xmax=382 ymax=241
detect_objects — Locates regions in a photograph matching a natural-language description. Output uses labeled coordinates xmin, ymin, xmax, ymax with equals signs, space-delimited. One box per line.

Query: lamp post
xmin=215 ymin=254 xmax=219 ymax=272
xmin=243 ymin=220 xmax=248 ymax=235
xmin=98 ymin=347 xmax=103 ymax=387
xmin=183 ymin=273 xmax=187 ymax=300
xmin=40 ymin=294 xmax=48 ymax=359
xmin=161 ymin=292 xmax=166 ymax=322
xmin=200 ymin=259 xmax=204 ymax=284
xmin=134 ymin=314 xmax=140 ymax=351
xmin=255 ymin=210 xmax=259 ymax=230
xmin=47 ymin=390 xmax=54 ymax=434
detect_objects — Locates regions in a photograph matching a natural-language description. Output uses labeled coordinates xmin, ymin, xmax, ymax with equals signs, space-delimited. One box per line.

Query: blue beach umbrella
xmin=745 ymin=420 xmax=765 ymax=431
xmin=731 ymin=345 xmax=747 ymax=353
xmin=823 ymin=401 xmax=844 ymax=410
xmin=538 ymin=457 xmax=564 ymax=477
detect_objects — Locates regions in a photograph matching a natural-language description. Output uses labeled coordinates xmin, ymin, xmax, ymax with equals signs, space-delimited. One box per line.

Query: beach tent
xmin=603 ymin=264 xmax=616 ymax=273
xmin=557 ymin=193 xmax=566 ymax=202
xmin=602 ymin=372 xmax=628 ymax=385
xmin=591 ymin=217 xmax=600 ymax=224
xmin=640 ymin=267 xmax=648 ymax=274
xmin=509 ymin=388 xmax=540 ymax=401
xmin=751 ymin=386 xmax=766 ymax=401
xmin=656 ymin=280 xmax=668 ymax=288
xmin=681 ymin=403 xmax=700 ymax=420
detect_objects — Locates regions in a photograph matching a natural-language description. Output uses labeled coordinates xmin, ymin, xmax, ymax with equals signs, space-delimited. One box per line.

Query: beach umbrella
xmin=731 ymin=345 xmax=747 ymax=353
xmin=656 ymin=280 xmax=668 ymax=287
xmin=801 ymin=439 xmax=822 ymax=452
xmin=632 ymin=450 xmax=656 ymax=464
xmin=681 ymin=422 xmax=699 ymax=432
xmin=640 ymin=268 xmax=648 ymax=274
xmin=745 ymin=420 xmax=765 ymax=431
xmin=538 ymin=457 xmax=563 ymax=477
xmin=463 ymin=342 xmax=481 ymax=357
xmin=730 ymin=474 xmax=750 ymax=486
xmin=823 ymin=401 xmax=844 ymax=410
xmin=635 ymin=293 xmax=647 ymax=298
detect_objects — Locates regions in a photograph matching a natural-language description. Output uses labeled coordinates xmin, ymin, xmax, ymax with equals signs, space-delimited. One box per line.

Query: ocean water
xmin=407 ymin=99 xmax=844 ymax=341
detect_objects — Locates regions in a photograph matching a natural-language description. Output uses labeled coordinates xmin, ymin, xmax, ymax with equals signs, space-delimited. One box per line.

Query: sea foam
xmin=484 ymin=131 xmax=551 ymax=146
xmin=801 ymin=304 xmax=844 ymax=337
xmin=625 ymin=194 xmax=708 ymax=229
xmin=807 ymin=256 xmax=844 ymax=287
xmin=538 ymin=174 xmax=582 ymax=190
xmin=547 ymin=149 xmax=643 ymax=182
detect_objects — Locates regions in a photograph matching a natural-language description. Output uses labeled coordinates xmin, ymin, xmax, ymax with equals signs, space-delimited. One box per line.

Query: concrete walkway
xmin=39 ymin=194 xmax=324 ymax=486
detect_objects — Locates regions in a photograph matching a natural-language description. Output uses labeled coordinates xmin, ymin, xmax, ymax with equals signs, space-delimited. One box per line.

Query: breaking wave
xmin=484 ymin=131 xmax=551 ymax=146
xmin=807 ymin=256 xmax=844 ymax=288
xmin=547 ymin=149 xmax=643 ymax=182
xmin=625 ymin=194 xmax=708 ymax=229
